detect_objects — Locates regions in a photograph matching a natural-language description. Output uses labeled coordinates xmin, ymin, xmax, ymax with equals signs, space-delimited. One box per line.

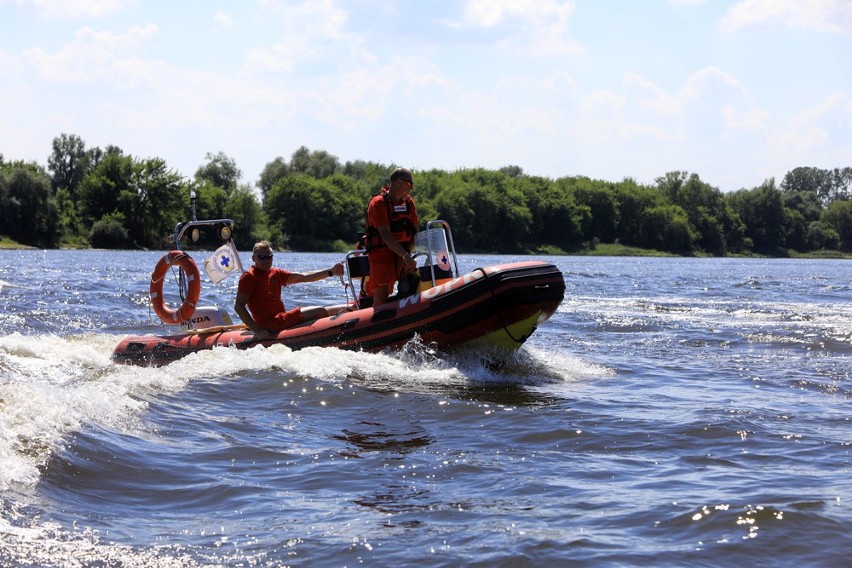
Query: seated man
xmin=234 ymin=241 xmax=344 ymax=339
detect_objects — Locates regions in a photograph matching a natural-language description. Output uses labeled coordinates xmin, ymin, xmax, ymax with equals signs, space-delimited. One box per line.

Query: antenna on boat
xmin=190 ymin=190 xmax=198 ymax=222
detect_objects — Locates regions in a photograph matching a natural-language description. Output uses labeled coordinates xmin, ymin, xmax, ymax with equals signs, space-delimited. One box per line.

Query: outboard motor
xmin=179 ymin=306 xmax=233 ymax=332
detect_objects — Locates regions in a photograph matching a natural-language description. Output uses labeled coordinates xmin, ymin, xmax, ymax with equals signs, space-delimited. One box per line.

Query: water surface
xmin=1 ymin=251 xmax=849 ymax=566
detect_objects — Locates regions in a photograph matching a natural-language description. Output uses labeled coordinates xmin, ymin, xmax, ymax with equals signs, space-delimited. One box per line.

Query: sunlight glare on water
xmin=0 ymin=251 xmax=850 ymax=566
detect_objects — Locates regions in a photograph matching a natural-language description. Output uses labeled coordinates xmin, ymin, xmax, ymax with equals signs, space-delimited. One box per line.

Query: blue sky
xmin=1 ymin=0 xmax=850 ymax=192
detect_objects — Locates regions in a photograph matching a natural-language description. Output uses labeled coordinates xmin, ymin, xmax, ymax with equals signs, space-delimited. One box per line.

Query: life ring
xmin=149 ymin=251 xmax=201 ymax=324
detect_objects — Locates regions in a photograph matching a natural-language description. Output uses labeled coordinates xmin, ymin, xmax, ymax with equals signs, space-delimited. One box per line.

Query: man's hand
xmin=252 ymin=327 xmax=273 ymax=340
xmin=402 ymin=253 xmax=417 ymax=273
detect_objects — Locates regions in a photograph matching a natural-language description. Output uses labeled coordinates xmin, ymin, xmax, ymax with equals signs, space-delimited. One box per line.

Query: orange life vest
xmin=365 ymin=189 xmax=418 ymax=252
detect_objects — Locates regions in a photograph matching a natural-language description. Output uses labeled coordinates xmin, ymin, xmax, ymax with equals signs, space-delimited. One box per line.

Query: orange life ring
xmin=149 ymin=251 xmax=201 ymax=324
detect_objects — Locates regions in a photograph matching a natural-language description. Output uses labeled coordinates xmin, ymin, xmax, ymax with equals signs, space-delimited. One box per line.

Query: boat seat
xmin=345 ymin=251 xmax=372 ymax=309
xmin=419 ymin=264 xmax=453 ymax=282
xmin=347 ymin=254 xmax=371 ymax=278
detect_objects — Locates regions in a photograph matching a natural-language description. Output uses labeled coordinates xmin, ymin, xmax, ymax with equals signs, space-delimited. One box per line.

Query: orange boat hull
xmin=112 ymin=261 xmax=565 ymax=366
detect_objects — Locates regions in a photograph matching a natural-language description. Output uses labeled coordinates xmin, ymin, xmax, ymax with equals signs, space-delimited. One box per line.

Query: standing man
xmin=365 ymin=167 xmax=419 ymax=306
xmin=234 ymin=241 xmax=344 ymax=339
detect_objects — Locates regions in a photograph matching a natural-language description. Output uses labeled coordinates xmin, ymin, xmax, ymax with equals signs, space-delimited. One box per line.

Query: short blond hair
xmin=252 ymin=241 xmax=273 ymax=254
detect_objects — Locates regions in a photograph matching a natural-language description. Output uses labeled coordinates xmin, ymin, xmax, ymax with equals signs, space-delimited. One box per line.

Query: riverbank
xmin=0 ymin=236 xmax=35 ymax=250
xmin=553 ymin=242 xmax=852 ymax=260
xmin=2 ymin=235 xmax=850 ymax=259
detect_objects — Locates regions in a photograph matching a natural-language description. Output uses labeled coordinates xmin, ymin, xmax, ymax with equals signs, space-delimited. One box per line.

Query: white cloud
xmin=22 ymin=23 xmax=158 ymax=83
xmin=259 ymin=0 xmax=350 ymax=41
xmin=462 ymin=0 xmax=583 ymax=56
xmin=679 ymin=66 xmax=748 ymax=102
xmin=11 ymin=0 xmax=133 ymax=18
xmin=723 ymin=104 xmax=771 ymax=131
xmin=541 ymin=70 xmax=579 ymax=95
xmin=592 ymin=67 xmax=757 ymax=133
xmin=721 ymin=0 xmax=852 ymax=35
xmin=245 ymin=0 xmax=362 ymax=73
xmin=213 ymin=11 xmax=234 ymax=30
xmin=312 ymin=54 xmax=454 ymax=131
xmin=463 ymin=0 xmax=574 ymax=27
xmin=570 ymin=64 xmax=775 ymax=187
xmin=776 ymin=92 xmax=852 ymax=153
xmin=623 ymin=72 xmax=678 ymax=116
xmin=245 ymin=43 xmax=302 ymax=74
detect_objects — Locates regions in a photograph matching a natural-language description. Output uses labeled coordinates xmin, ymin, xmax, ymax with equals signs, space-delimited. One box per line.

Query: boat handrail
xmin=343 ymin=220 xmax=459 ymax=309
xmin=417 ymin=220 xmax=459 ymax=285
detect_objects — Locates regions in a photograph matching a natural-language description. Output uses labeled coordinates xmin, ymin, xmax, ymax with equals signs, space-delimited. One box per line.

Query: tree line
xmin=2 ymin=133 xmax=851 ymax=256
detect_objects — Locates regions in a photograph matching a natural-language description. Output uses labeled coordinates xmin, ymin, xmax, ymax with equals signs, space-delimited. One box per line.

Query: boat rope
xmin=477 ymin=267 xmax=527 ymax=345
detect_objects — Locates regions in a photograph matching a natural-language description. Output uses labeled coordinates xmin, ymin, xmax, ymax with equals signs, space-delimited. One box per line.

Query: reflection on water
xmin=452 ymin=383 xmax=562 ymax=407
xmin=334 ymin=420 xmax=435 ymax=523
xmin=334 ymin=421 xmax=433 ymax=458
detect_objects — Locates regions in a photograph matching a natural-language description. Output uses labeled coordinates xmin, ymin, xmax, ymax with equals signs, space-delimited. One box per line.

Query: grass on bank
xmin=0 ymin=235 xmax=34 ymax=249
xmin=538 ymin=241 xmax=852 ymax=259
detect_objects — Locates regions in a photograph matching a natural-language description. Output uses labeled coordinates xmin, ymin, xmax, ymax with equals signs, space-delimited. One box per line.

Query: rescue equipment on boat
xmin=149 ymin=251 xmax=201 ymax=324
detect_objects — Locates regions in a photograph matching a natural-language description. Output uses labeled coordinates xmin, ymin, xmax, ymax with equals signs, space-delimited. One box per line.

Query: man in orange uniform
xmin=234 ymin=241 xmax=344 ymax=339
xmin=365 ymin=167 xmax=419 ymax=306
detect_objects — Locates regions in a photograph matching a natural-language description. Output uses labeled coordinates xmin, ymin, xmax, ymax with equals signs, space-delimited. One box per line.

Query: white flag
xmin=204 ymin=241 xmax=244 ymax=284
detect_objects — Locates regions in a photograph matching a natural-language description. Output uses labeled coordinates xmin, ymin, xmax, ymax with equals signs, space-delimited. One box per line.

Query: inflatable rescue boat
xmin=112 ymin=207 xmax=565 ymax=367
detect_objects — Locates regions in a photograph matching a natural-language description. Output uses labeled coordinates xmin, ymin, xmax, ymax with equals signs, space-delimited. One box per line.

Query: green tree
xmin=638 ymin=204 xmax=695 ymax=253
xmin=193 ymin=180 xmax=229 ymax=220
xmin=432 ymin=181 xmax=478 ymax=249
xmin=257 ymin=157 xmax=288 ymax=201
xmin=783 ymin=190 xmax=823 ymax=224
xmin=806 ymin=221 xmax=839 ymax=250
xmin=828 ymin=167 xmax=852 ymax=201
xmin=54 ymin=187 xmax=84 ymax=245
xmin=499 ymin=165 xmax=524 ymax=178
xmin=784 ymin=208 xmax=808 ymax=252
xmin=225 ymin=184 xmax=266 ymax=249
xmin=821 ymin=199 xmax=852 ymax=250
xmin=326 ymin=174 xmax=375 ymax=245
xmin=721 ymin=203 xmax=747 ymax=253
xmin=195 ymin=151 xmax=241 ymax=194
xmin=525 ymin=176 xmax=587 ymax=250
xmin=564 ymin=177 xmax=618 ymax=243
xmin=90 ymin=212 xmax=129 ymax=249
xmin=726 ymin=180 xmax=788 ymax=254
xmin=127 ymin=157 xmax=186 ymax=247
xmin=76 ymin=151 xmax=186 ymax=248
xmin=613 ymin=179 xmax=663 ymax=247
xmin=656 ymin=171 xmax=728 ymax=254
xmin=781 ymin=166 xmax=852 ymax=204
xmin=288 ymin=146 xmax=341 ymax=179
xmin=47 ymin=133 xmax=89 ymax=198
xmin=780 ymin=166 xmax=827 ymax=195
xmin=265 ymin=174 xmax=356 ymax=250
xmin=450 ymin=169 xmax=531 ymax=252
xmin=0 ymin=162 xmax=59 ymax=247
xmin=342 ymin=159 xmax=392 ymax=190
xmin=76 ymin=148 xmax=133 ymax=228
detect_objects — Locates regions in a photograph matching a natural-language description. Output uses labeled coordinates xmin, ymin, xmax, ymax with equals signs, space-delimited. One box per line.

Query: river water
xmin=0 ymin=250 xmax=849 ymax=567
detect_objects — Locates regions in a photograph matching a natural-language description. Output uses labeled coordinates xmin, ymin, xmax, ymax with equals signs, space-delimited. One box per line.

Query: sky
xmin=1 ymin=0 xmax=850 ymax=193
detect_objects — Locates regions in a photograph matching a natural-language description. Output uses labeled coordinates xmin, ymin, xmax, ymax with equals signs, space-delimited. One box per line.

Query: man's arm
xmin=377 ymin=225 xmax=416 ymax=272
xmin=234 ymin=291 xmax=270 ymax=338
xmin=286 ymin=262 xmax=345 ymax=284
